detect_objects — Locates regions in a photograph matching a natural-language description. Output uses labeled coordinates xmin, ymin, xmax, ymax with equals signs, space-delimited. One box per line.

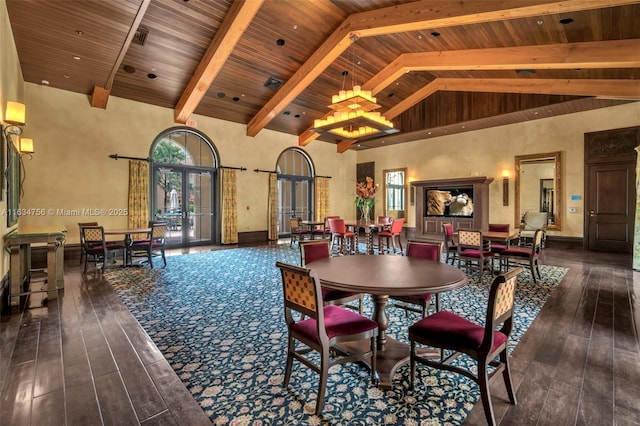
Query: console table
xmin=5 ymin=225 xmax=66 ymax=307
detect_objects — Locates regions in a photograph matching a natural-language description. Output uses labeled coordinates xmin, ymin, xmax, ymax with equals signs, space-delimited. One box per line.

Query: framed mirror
xmin=515 ymin=151 xmax=562 ymax=231
xmin=383 ymin=167 xmax=407 ymax=219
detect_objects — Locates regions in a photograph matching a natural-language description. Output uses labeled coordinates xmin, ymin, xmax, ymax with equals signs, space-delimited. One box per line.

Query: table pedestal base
xmin=339 ymin=337 xmax=439 ymax=389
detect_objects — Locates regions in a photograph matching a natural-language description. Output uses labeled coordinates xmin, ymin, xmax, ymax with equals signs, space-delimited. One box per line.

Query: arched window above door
xmin=151 ymin=126 xmax=218 ymax=168
xmin=277 ymin=147 xmax=313 ymax=176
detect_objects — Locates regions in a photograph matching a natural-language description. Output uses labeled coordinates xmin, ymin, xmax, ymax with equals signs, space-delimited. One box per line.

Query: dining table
xmin=482 ymin=230 xmax=519 ymax=246
xmin=300 ymin=220 xmax=326 ymax=239
xmin=104 ymin=227 xmax=151 ymax=265
xmin=310 ymin=255 xmax=468 ymax=388
xmin=344 ymin=219 xmax=388 ymax=254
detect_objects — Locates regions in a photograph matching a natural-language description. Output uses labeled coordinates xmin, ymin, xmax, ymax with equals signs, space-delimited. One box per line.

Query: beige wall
xmin=357 ymin=102 xmax=640 ymax=238
xmin=19 ymin=84 xmax=357 ymax=244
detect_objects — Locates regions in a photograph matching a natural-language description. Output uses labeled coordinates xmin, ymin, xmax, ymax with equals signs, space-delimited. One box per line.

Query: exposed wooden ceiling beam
xmin=299 ymin=38 xmax=640 ymax=147
xmin=248 ymin=0 xmax=637 ymax=137
xmin=433 ymin=78 xmax=640 ymax=98
xmin=91 ymin=0 xmax=151 ymax=109
xmin=174 ymin=0 xmax=264 ymax=124
xmin=367 ymin=39 xmax=640 ymax=94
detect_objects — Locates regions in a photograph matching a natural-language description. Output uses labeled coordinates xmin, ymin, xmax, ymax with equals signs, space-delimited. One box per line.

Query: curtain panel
xmin=221 ymin=168 xmax=238 ymax=244
xmin=128 ymin=160 xmax=149 ymax=240
xmin=314 ymin=177 xmax=330 ymax=223
xmin=268 ymin=173 xmax=278 ymax=241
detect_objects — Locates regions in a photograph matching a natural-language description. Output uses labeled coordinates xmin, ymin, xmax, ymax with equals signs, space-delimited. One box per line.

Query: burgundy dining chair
xmin=488 ymin=223 xmax=511 ymax=254
xmin=441 ymin=223 xmax=458 ymax=265
xmin=409 ymin=267 xmax=523 ymax=426
xmin=276 ymin=261 xmax=378 ymax=416
xmin=299 ymin=238 xmax=363 ymax=313
xmin=389 ymin=240 xmax=442 ymax=317
xmin=499 ymin=228 xmax=544 ymax=284
xmin=457 ymin=229 xmax=495 ymax=281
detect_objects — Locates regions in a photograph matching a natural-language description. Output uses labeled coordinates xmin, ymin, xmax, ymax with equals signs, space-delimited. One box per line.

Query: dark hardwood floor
xmin=0 ymin=242 xmax=638 ymax=425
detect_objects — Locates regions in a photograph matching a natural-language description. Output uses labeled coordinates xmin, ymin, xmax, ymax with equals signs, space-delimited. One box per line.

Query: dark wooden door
xmin=584 ymin=126 xmax=639 ymax=253
xmin=586 ymin=163 xmax=635 ymax=252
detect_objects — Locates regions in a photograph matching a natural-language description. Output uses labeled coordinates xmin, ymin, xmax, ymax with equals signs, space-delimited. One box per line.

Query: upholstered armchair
xmin=518 ymin=211 xmax=548 ymax=247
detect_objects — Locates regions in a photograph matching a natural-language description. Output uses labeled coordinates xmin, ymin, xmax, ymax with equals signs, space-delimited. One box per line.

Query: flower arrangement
xmin=355 ymin=176 xmax=378 ymax=220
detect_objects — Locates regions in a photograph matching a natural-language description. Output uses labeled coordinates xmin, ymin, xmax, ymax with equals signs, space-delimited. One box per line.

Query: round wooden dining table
xmin=309 ymin=255 xmax=468 ymax=388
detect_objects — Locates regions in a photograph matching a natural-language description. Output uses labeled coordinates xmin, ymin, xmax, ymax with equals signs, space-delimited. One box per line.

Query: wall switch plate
xmin=568 ymin=207 xmax=577 ymax=213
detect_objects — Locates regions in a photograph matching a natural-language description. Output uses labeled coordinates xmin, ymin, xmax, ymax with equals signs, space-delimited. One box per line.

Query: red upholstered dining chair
xmin=129 ymin=222 xmax=168 ymax=268
xmin=377 ymin=217 xmax=405 ymax=254
xmin=409 ymin=267 xmax=523 ymax=426
xmin=299 ymin=239 xmax=363 ymax=314
xmin=499 ymin=228 xmax=544 ymax=284
xmin=441 ymin=223 xmax=458 ymax=265
xmin=275 ymin=261 xmax=378 ymax=416
xmin=81 ymin=226 xmax=127 ymax=273
xmin=327 ymin=217 xmax=356 ymax=255
xmin=389 ymin=240 xmax=442 ymax=317
xmin=457 ymin=229 xmax=495 ymax=281
xmin=488 ymin=223 xmax=511 ymax=254
xmin=289 ymin=217 xmax=311 ymax=247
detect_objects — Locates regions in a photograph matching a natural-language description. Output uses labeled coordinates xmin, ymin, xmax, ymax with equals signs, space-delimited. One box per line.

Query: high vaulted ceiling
xmin=6 ymin=0 xmax=640 ymax=151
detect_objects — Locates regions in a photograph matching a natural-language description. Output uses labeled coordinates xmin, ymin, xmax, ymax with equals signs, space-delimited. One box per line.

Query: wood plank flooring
xmin=1 ymin=243 xmax=638 ymax=425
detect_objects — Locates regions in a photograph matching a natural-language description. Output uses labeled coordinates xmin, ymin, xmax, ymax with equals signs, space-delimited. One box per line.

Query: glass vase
xmin=360 ymin=204 xmax=371 ymax=222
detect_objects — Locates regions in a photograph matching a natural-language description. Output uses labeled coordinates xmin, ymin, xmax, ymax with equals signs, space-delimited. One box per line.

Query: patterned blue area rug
xmin=104 ymin=245 xmax=567 ymax=425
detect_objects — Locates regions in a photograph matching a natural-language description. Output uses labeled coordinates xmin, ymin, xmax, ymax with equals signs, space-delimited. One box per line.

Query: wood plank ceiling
xmin=6 ymin=0 xmax=640 ymax=152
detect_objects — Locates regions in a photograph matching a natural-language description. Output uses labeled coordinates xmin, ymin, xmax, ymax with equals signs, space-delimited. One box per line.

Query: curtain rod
xmin=109 ymin=154 xmax=150 ymax=161
xmin=253 ymin=168 xmax=331 ymax=178
xmin=109 ymin=154 xmax=245 ymax=171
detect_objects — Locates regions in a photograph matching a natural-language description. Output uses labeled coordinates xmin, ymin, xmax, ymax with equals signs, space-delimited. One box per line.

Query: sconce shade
xmin=5 ymin=101 xmax=26 ymax=126
xmin=18 ymin=137 xmax=34 ymax=154
xmin=501 ymin=169 xmax=510 ymax=178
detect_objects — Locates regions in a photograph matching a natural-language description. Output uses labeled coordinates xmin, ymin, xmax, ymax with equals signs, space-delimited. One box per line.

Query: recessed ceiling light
xmin=276 ymin=39 xmax=285 ymax=46
xmin=232 ymin=97 xmax=240 ymax=102
xmin=73 ymin=56 xmax=80 ymax=60
xmin=216 ymin=92 xmax=225 ymax=98
xmin=283 ymin=111 xmax=290 ymax=116
xmin=123 ymin=65 xmax=136 ymax=73
xmin=534 ymin=111 xmax=539 ymax=115
xmin=75 ymin=30 xmax=84 ymax=36
xmin=64 ymin=75 xmax=70 ymax=79
xmin=537 ymin=20 xmax=544 ymax=25
xmin=430 ymin=31 xmax=441 ymax=37
xmin=559 ymin=18 xmax=574 ymax=24
xmin=41 ymin=80 xmax=50 ymax=85
xmin=294 ymin=114 xmax=300 ymax=118
xmin=147 ymin=73 xmax=157 ymax=79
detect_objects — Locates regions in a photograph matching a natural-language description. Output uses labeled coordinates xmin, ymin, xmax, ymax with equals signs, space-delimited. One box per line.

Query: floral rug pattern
xmin=104 ymin=245 xmax=568 ymax=425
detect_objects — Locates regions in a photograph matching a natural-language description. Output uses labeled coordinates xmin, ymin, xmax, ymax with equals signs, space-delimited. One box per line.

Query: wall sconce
xmin=18 ymin=137 xmax=34 ymax=155
xmin=502 ymin=169 xmax=510 ymax=206
xmin=3 ymin=101 xmax=35 ymax=155
xmin=408 ymin=176 xmax=415 ymax=206
xmin=3 ymin=101 xmax=26 ymax=137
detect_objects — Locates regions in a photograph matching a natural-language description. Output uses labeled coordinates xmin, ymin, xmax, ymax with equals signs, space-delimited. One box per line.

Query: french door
xmin=153 ymin=166 xmax=215 ymax=247
xmin=278 ymin=176 xmax=312 ymax=237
